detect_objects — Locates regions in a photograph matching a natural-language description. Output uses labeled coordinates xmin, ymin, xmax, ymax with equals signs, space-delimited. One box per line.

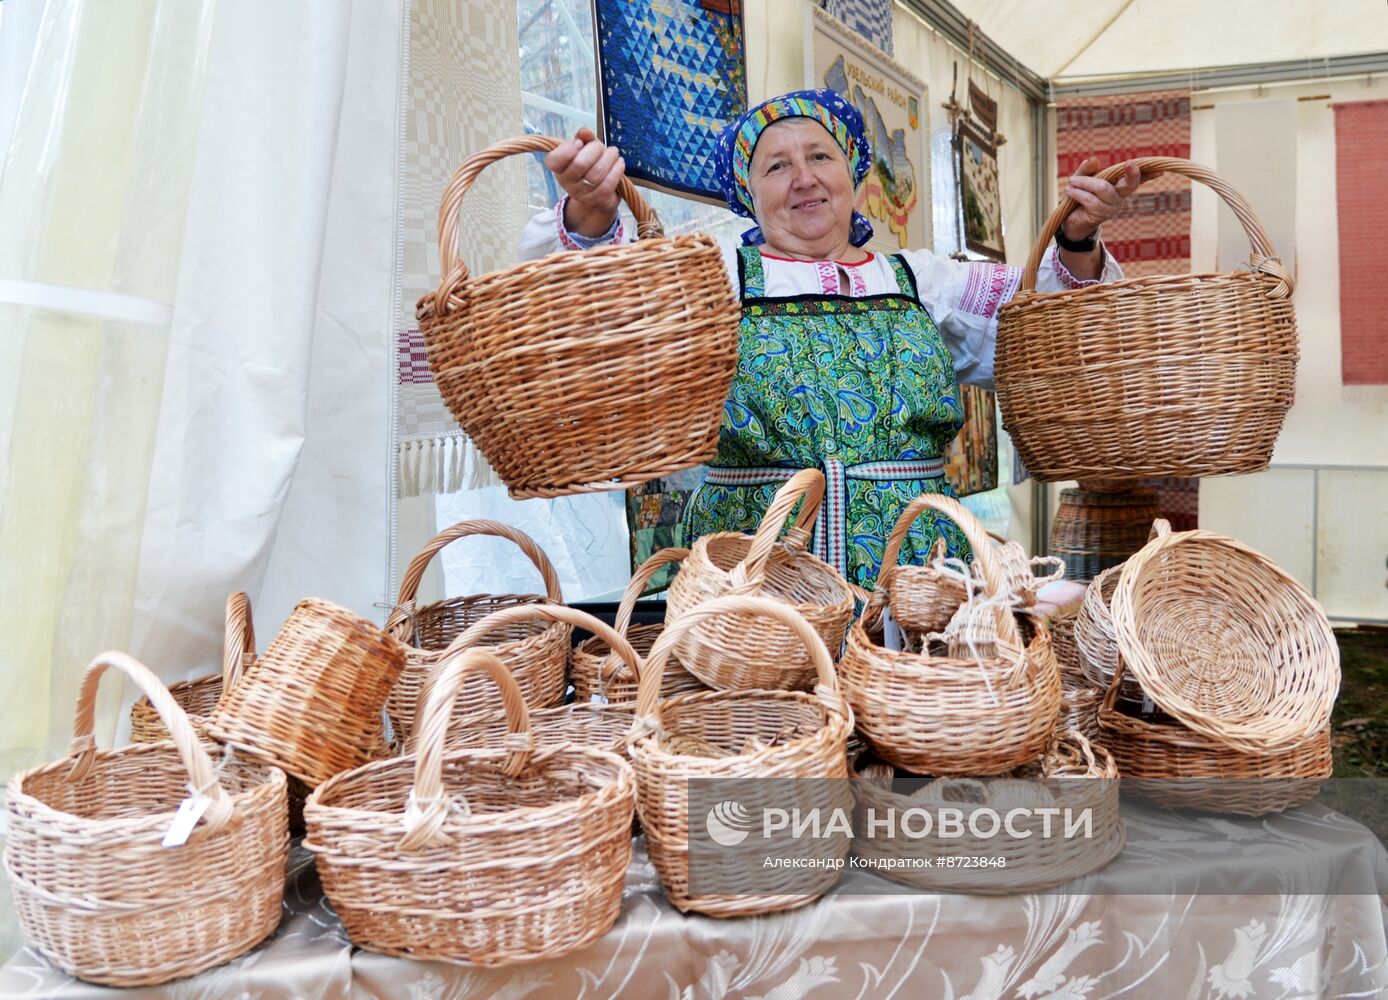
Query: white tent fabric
xmin=949 ymin=0 xmax=1388 ymax=80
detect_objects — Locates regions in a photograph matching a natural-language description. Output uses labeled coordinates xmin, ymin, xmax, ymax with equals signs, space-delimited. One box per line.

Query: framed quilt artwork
xmin=806 ymin=5 xmax=930 ymax=257
xmin=956 ymin=118 xmax=1004 ymax=261
xmin=943 ymin=384 xmax=999 ymax=496
xmin=592 ymin=0 xmax=747 ymax=203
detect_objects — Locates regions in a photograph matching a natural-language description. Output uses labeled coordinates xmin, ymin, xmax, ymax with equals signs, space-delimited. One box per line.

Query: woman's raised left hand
xmin=1061 ymin=157 xmax=1141 ymax=240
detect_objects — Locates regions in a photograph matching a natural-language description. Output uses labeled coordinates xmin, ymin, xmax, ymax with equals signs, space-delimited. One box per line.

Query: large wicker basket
xmin=1111 ymin=519 xmax=1339 ymax=754
xmin=1049 ymin=486 xmax=1160 ymax=582
xmin=995 ymin=157 xmax=1298 ymax=482
xmin=402 ymin=602 xmax=643 ymax=756
xmin=204 ymin=597 xmax=404 ymax=786
xmin=629 ymin=595 xmax=854 ymax=918
xmin=852 ymin=729 xmax=1122 ymax=893
xmin=6 ymin=652 xmax=288 ymax=987
xmin=1097 ymin=662 xmax=1331 ymax=816
xmin=385 ymin=520 xmax=570 ymax=747
xmin=664 ymin=469 xmax=855 ymax=690
xmin=129 ymin=591 xmax=256 ymax=743
xmin=839 ymin=494 xmax=1061 ymax=776
xmin=570 ymin=546 xmax=706 ymax=705
xmin=305 ymin=648 xmax=635 ymax=965
xmin=416 ymin=134 xmax=740 ymax=500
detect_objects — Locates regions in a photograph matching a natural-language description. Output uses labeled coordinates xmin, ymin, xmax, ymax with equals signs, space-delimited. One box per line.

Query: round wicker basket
xmin=417 ymin=134 xmax=741 ymax=500
xmin=839 ymin=494 xmax=1062 ymax=776
xmin=995 ymin=157 xmax=1298 ymax=482
xmin=1073 ymin=564 xmax=1146 ymax=703
xmin=664 ymin=469 xmax=855 ymax=691
xmin=385 ymin=520 xmax=570 ymax=748
xmin=570 ymin=547 xmax=706 ymax=705
xmin=1049 ymin=487 xmax=1160 ymax=582
xmin=6 ymin=652 xmax=288 ymax=987
xmin=629 ymin=595 xmax=854 ymax=918
xmin=1111 ymin=519 xmax=1339 ymax=754
xmin=305 ymin=648 xmax=635 ymax=965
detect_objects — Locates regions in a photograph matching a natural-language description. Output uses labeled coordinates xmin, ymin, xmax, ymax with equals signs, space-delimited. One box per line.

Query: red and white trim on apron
xmin=702 ymin=457 xmax=946 ymax=579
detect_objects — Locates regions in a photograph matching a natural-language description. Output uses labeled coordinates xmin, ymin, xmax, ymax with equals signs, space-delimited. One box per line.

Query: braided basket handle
xmin=615 ymin=547 xmax=689 ymax=634
xmin=386 ymin=519 xmax=564 ymax=643
xmin=222 ymin=592 xmax=256 ymax=690
xmin=431 ymin=134 xmax=666 ymax=313
xmin=732 ymin=469 xmax=826 ymax=591
xmin=68 ymin=652 xmax=235 ymax=833
xmin=1021 ymin=157 xmax=1293 ymax=299
xmin=635 ymin=594 xmax=842 ymax=722
xmin=402 ymin=649 xmax=532 ymax=851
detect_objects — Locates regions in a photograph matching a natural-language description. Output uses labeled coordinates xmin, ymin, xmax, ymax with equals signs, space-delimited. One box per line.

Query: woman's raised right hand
xmin=544 ymin=127 xmax=625 ymax=238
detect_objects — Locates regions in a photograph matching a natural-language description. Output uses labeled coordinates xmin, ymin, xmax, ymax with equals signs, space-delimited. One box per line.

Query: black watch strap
xmin=1055 ymin=227 xmax=1099 ymax=253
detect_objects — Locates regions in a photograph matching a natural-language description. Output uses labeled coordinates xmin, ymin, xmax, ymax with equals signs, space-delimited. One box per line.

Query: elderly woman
xmin=520 ymin=89 xmax=1137 ymax=589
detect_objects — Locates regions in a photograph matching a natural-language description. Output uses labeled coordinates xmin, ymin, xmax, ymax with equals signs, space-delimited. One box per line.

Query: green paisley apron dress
xmin=682 ymin=245 xmax=971 ymax=591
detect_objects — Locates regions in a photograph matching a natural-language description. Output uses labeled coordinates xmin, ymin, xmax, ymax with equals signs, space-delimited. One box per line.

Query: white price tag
xmin=589 ymin=691 xmax=609 ymax=706
xmin=162 ymin=795 xmax=212 ymax=847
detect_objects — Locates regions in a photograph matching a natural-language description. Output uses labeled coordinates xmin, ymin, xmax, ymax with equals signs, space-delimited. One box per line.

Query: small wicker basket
xmin=385 ymin=520 xmax=570 ymax=747
xmin=995 ymin=157 xmax=1298 ymax=482
xmin=129 ymin=591 xmax=256 ymax=743
xmin=1097 ymin=662 xmax=1331 ymax=816
xmin=880 ymin=528 xmax=967 ymax=634
xmin=570 ymin=547 xmax=706 ymax=705
xmin=1111 ymin=519 xmax=1339 ymax=754
xmin=1073 ymin=564 xmax=1146 ymax=703
xmin=664 ymin=469 xmax=855 ymax=690
xmin=6 ymin=652 xmax=288 ymax=987
xmin=851 ymin=730 xmax=1123 ymax=893
xmin=417 ymin=134 xmax=741 ymax=500
xmin=838 ymin=494 xmax=1062 ymax=776
xmin=204 ymin=597 xmax=404 ymax=786
xmin=629 ymin=595 xmax=854 ymax=918
xmin=305 ymin=648 xmax=635 ymax=965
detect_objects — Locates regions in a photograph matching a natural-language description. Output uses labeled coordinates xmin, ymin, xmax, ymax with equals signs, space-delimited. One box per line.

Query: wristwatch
xmin=1054 ymin=226 xmax=1099 ymax=253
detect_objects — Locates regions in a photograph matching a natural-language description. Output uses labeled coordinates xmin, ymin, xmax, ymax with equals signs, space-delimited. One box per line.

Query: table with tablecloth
xmin=2 ymin=801 xmax=1387 ymax=999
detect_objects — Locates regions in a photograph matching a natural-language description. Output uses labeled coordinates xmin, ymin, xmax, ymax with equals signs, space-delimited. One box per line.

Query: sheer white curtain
xmin=0 ymin=0 xmax=403 ymax=783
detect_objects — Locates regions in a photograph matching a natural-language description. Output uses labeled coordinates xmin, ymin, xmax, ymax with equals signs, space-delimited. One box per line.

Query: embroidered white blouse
xmin=517 ymin=197 xmax=1124 ymax=391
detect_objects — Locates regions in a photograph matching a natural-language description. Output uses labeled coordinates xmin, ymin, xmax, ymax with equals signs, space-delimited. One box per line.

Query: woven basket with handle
xmin=416 ymin=134 xmax=741 ymax=499
xmin=384 ymin=520 xmax=570 ymax=748
xmin=129 ymin=591 xmax=256 ymax=743
xmin=305 ymin=648 xmax=635 ymax=965
xmin=995 ymin=157 xmax=1298 ymax=482
xmin=6 ymin=652 xmax=288 ymax=987
xmin=570 ymin=546 xmax=706 ymax=706
xmin=664 ymin=469 xmax=855 ymax=690
xmin=838 ymin=494 xmax=1061 ymax=776
xmin=629 ymin=595 xmax=854 ymax=918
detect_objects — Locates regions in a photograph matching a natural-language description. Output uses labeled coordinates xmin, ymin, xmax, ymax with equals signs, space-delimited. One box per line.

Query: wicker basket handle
xmin=615 ymin=547 xmax=689 ymax=634
xmin=431 ymin=133 xmax=666 ymax=313
xmin=918 ymin=495 xmax=1021 ymax=646
xmin=1148 ymin=518 xmax=1172 ymax=541
xmin=732 ymin=469 xmax=826 ymax=591
xmin=1021 ymin=157 xmax=1293 ymax=299
xmin=635 ymin=595 xmax=842 ymax=722
xmin=402 ymin=648 xmax=531 ymax=851
xmin=446 ymin=601 xmax=644 ymax=689
xmin=68 ymin=651 xmax=235 ymax=833
xmin=222 ymin=591 xmax=256 ymax=691
xmin=386 ymin=519 xmax=564 ymax=643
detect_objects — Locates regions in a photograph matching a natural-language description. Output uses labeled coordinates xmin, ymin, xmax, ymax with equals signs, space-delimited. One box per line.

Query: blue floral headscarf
xmin=714 ymin=88 xmax=874 ymax=248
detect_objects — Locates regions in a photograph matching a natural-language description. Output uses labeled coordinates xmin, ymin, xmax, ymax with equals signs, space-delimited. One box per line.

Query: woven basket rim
xmin=689 ymin=533 xmax=854 ymax=610
xmin=846 ymin=617 xmax=1051 ymax=679
xmin=1000 ymin=267 xmax=1287 ymax=312
xmin=631 ymin=689 xmax=851 ymax=767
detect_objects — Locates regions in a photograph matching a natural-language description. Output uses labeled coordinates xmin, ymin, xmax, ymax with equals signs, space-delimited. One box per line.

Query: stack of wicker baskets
xmin=1094 ymin=520 xmax=1338 ymax=815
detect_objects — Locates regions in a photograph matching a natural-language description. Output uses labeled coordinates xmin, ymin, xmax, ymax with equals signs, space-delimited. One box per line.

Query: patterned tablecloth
xmin=2 ymin=802 xmax=1387 ymax=1000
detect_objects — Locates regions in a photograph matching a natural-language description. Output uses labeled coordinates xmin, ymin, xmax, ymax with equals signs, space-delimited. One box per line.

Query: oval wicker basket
xmin=839 ymin=494 xmax=1062 ymax=776
xmin=6 ymin=652 xmax=288 ymax=987
xmin=1073 ymin=563 xmax=1146 ymax=703
xmin=129 ymin=591 xmax=256 ymax=743
xmin=570 ymin=547 xmax=706 ymax=705
xmin=384 ymin=520 xmax=570 ymax=748
xmin=995 ymin=157 xmax=1298 ymax=482
xmin=880 ymin=527 xmax=967 ymax=634
xmin=417 ymin=134 xmax=741 ymax=500
xmin=305 ymin=648 xmax=635 ymax=965
xmin=851 ymin=729 xmax=1122 ymax=893
xmin=402 ymin=602 xmax=643 ymax=756
xmin=1111 ymin=519 xmax=1339 ymax=754
xmin=1097 ymin=661 xmax=1331 ymax=816
xmin=629 ymin=594 xmax=854 ymax=918
xmin=664 ymin=469 xmax=855 ymax=690
xmin=204 ymin=597 xmax=404 ymax=787
xmin=1049 ymin=486 xmax=1160 ymax=582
